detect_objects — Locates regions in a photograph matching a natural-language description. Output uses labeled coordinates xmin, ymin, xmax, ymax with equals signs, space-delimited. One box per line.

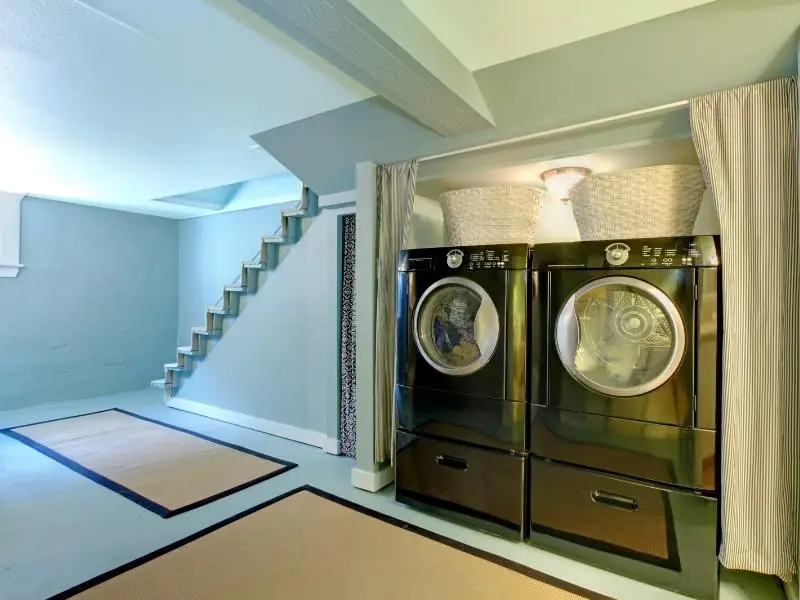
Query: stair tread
xmin=262 ymin=234 xmax=288 ymax=243
xmin=208 ymin=306 xmax=229 ymax=314
xmin=177 ymin=346 xmax=198 ymax=355
xmin=192 ymin=327 xmax=217 ymax=335
xmin=151 ymin=378 xmax=166 ymax=388
xmin=224 ymin=285 xmax=247 ymax=292
xmin=282 ymin=208 xmax=305 ymax=217
xmin=242 ymin=261 xmax=268 ymax=269
xmin=164 ymin=363 xmax=187 ymax=370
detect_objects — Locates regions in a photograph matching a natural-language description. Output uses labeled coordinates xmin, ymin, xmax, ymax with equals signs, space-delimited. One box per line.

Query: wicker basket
xmin=569 ymin=165 xmax=706 ymax=240
xmin=439 ymin=185 xmax=545 ymax=245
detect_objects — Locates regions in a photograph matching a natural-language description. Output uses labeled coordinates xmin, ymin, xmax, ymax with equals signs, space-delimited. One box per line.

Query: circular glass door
xmin=555 ymin=276 xmax=686 ymax=397
xmin=413 ymin=277 xmax=500 ymax=376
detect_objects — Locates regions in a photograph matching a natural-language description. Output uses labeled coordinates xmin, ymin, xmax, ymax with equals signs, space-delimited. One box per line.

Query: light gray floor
xmin=0 ymin=388 xmax=787 ymax=600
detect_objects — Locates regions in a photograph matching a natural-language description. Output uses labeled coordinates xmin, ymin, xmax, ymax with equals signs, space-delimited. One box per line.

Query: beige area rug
xmin=2 ymin=408 xmax=296 ymax=517
xmin=48 ymin=486 xmax=612 ymax=600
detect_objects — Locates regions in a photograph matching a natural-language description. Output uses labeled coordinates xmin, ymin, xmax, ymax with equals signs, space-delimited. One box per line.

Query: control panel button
xmin=446 ymin=249 xmax=464 ymax=268
xmin=604 ymin=242 xmax=631 ymax=266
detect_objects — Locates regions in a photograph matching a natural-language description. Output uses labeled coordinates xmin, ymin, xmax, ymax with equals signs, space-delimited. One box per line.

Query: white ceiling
xmin=0 ymin=0 xmax=720 ymax=218
xmin=0 ymin=0 xmax=371 ymax=216
xmin=402 ymin=0 xmax=717 ymax=70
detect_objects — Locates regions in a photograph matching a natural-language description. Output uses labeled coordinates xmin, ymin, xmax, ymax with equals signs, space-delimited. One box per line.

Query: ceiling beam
xmin=252 ymin=0 xmax=800 ymax=194
xmin=236 ymin=0 xmax=495 ymax=136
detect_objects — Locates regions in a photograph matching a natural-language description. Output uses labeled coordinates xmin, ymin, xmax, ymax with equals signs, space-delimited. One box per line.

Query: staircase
xmin=151 ymin=185 xmax=319 ymax=401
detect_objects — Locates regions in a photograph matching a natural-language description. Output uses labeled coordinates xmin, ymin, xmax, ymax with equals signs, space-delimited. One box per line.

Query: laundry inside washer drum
xmin=423 ymin=285 xmax=483 ymax=368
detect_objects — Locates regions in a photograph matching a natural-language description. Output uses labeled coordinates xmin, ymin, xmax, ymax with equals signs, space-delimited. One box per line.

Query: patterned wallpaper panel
xmin=339 ymin=214 xmax=357 ymax=458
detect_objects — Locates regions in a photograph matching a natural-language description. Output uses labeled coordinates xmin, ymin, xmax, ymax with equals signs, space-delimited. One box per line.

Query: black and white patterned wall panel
xmin=339 ymin=214 xmax=357 ymax=458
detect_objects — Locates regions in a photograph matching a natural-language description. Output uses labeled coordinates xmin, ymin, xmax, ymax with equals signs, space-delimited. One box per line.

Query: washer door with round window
xmin=549 ymin=271 xmax=694 ymax=426
xmin=413 ymin=276 xmax=500 ymax=377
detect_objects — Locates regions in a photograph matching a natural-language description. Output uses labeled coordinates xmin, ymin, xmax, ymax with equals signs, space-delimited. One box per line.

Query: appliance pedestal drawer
xmin=396 ymin=430 xmax=526 ymax=539
xmin=529 ymin=458 xmax=718 ymax=600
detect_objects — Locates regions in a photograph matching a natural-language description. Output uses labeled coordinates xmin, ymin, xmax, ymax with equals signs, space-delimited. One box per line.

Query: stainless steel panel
xmin=696 ymin=268 xmax=721 ymax=431
xmin=396 ymin=386 xmax=527 ymax=451
xmin=529 ymin=458 xmax=719 ymax=600
xmin=505 ymin=270 xmax=528 ymax=403
xmin=395 ymin=431 xmax=526 ymax=538
xmin=530 ymin=407 xmax=717 ymax=491
xmin=529 ymin=270 xmax=547 ymax=406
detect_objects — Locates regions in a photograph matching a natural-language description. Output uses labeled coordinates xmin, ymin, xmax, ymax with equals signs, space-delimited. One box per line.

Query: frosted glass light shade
xmin=541 ymin=167 xmax=592 ymax=203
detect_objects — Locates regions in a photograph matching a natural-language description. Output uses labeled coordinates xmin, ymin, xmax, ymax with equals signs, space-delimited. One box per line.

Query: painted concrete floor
xmin=0 ymin=388 xmax=787 ymax=600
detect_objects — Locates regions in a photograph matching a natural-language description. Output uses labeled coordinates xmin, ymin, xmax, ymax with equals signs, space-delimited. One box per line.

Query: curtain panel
xmin=690 ymin=76 xmax=799 ymax=580
xmin=374 ymin=160 xmax=418 ymax=464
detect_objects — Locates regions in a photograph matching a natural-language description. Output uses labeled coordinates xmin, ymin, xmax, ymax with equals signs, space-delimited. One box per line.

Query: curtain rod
xmin=418 ymin=100 xmax=690 ymax=163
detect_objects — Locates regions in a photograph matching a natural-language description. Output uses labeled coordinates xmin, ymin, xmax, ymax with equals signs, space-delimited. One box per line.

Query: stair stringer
xmin=151 ymin=186 xmax=319 ymax=398
xmin=168 ymin=207 xmax=342 ymax=447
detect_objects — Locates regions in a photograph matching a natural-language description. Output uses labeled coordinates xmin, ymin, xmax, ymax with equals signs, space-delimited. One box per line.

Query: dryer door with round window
xmin=413 ymin=276 xmax=500 ymax=377
xmin=549 ymin=271 xmax=694 ymax=426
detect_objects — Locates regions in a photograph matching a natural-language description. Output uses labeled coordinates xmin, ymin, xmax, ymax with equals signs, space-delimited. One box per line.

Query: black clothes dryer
xmin=528 ymin=236 xmax=722 ymax=600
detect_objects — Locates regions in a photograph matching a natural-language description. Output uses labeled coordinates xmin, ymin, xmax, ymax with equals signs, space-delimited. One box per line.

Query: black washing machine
xmin=528 ymin=236 xmax=722 ymax=600
xmin=395 ymin=244 xmax=530 ymax=539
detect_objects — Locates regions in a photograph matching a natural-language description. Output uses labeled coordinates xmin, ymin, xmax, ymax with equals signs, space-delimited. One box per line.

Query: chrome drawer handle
xmin=591 ymin=489 xmax=639 ymax=512
xmin=435 ymin=454 xmax=469 ymax=471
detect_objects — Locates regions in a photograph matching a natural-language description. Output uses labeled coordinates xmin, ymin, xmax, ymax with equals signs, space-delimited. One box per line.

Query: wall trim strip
xmin=350 ymin=465 xmax=394 ymax=493
xmin=167 ymin=397 xmax=329 ymax=450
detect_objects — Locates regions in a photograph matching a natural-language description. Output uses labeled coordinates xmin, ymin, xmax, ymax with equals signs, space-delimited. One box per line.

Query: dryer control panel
xmin=531 ymin=236 xmax=720 ymax=269
xmin=399 ymin=244 xmax=531 ymax=271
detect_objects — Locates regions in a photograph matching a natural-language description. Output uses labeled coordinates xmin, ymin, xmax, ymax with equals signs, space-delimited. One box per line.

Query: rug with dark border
xmin=1 ymin=408 xmax=296 ymax=518
xmin=47 ymin=485 xmax=612 ymax=600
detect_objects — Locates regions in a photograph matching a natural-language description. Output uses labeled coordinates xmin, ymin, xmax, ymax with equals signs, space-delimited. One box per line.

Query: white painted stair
xmin=151 ymin=185 xmax=320 ymax=400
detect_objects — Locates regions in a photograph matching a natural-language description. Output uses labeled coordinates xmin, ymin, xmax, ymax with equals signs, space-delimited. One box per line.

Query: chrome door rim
xmin=413 ymin=276 xmax=500 ymax=376
xmin=555 ymin=275 xmax=686 ymax=397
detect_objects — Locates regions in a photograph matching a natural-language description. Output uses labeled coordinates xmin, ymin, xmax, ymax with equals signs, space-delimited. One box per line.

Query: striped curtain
xmin=690 ymin=76 xmax=799 ymax=581
xmin=374 ymin=160 xmax=418 ymax=464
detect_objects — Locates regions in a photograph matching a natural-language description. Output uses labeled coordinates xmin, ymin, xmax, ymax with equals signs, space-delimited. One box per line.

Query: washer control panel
xmin=638 ymin=241 xmax=705 ymax=267
xmin=530 ymin=236 xmax=720 ymax=270
xmin=465 ymin=247 xmax=513 ymax=269
xmin=399 ymin=244 xmax=531 ymax=271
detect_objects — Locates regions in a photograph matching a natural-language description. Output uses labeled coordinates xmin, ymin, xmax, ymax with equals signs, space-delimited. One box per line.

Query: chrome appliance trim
xmin=555 ymin=276 xmax=686 ymax=397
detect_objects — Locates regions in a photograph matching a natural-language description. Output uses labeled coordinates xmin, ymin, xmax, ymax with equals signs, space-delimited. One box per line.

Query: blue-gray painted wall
xmin=177 ymin=192 xmax=356 ymax=441
xmin=0 ymin=197 xmax=178 ymax=411
xmin=177 ymin=202 xmax=294 ymax=347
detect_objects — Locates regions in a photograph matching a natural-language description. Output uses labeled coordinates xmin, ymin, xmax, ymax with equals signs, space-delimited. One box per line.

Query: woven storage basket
xmin=439 ymin=185 xmax=545 ymax=245
xmin=569 ymin=165 xmax=706 ymax=240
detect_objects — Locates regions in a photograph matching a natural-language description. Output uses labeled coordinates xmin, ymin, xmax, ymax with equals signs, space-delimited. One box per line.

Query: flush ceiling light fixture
xmin=540 ymin=167 xmax=592 ymax=204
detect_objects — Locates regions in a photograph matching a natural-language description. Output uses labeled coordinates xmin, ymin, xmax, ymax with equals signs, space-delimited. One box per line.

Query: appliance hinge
xmin=693 ymin=393 xmax=698 ymax=416
xmin=693 ymin=282 xmax=698 ymax=301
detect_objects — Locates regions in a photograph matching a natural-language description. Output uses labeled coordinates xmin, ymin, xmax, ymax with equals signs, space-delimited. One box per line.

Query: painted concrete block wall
xmin=176 ymin=191 xmax=355 ymax=440
xmin=177 ymin=202 xmax=294 ymax=346
xmin=0 ymin=197 xmax=178 ymax=411
xmin=406 ymin=196 xmax=444 ymax=249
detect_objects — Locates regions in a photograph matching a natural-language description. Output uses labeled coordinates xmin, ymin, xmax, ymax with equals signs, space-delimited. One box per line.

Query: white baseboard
xmin=785 ymin=580 xmax=799 ymax=600
xmin=167 ymin=397 xmax=328 ymax=449
xmin=322 ymin=437 xmax=340 ymax=455
xmin=351 ymin=466 xmax=394 ymax=492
